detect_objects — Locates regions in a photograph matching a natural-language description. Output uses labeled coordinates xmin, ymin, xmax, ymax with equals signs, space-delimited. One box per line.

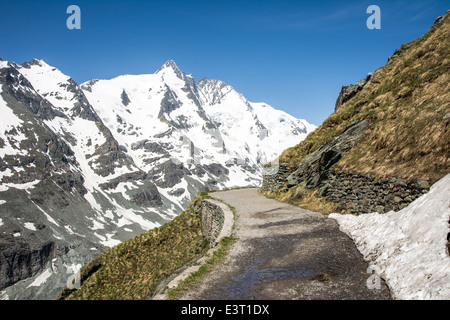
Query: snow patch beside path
xmin=330 ymin=174 xmax=450 ymax=300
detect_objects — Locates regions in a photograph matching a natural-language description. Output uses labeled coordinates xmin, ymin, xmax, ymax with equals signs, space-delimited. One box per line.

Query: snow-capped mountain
xmin=81 ymin=60 xmax=314 ymax=192
xmin=0 ymin=58 xmax=315 ymax=299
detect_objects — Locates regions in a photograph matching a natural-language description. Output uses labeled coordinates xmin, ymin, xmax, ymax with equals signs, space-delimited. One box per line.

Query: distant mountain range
xmin=0 ymin=58 xmax=315 ymax=299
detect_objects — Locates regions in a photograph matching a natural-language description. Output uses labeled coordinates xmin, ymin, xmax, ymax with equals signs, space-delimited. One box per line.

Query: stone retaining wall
xmin=261 ymin=165 xmax=431 ymax=214
xmin=201 ymin=199 xmax=233 ymax=248
xmin=323 ymin=171 xmax=430 ymax=214
xmin=152 ymin=197 xmax=234 ymax=299
xmin=261 ymin=163 xmax=291 ymax=192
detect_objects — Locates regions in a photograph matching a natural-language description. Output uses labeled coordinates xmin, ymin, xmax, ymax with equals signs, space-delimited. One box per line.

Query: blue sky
xmin=0 ymin=0 xmax=448 ymax=125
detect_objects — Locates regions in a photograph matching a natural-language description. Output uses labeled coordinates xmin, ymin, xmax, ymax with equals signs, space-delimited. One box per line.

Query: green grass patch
xmin=165 ymin=235 xmax=237 ymax=300
xmin=58 ymin=193 xmax=212 ymax=300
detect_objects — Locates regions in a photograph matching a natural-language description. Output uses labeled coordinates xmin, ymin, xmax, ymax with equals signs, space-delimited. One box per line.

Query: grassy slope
xmin=58 ymin=194 xmax=210 ymax=300
xmin=258 ymin=188 xmax=340 ymax=214
xmin=280 ymin=14 xmax=450 ymax=184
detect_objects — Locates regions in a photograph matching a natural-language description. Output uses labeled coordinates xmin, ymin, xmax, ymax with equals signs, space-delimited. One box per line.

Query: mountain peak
xmin=156 ymin=59 xmax=196 ymax=87
xmin=156 ymin=60 xmax=182 ymax=74
xmin=197 ymin=78 xmax=233 ymax=91
xmin=20 ymin=58 xmax=48 ymax=69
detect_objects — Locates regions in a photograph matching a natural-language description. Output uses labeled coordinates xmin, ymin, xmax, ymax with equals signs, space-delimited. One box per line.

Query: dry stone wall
xmin=261 ymin=167 xmax=430 ymax=214
xmin=323 ymin=170 xmax=430 ymax=214
xmin=201 ymin=199 xmax=233 ymax=248
xmin=261 ymin=163 xmax=291 ymax=192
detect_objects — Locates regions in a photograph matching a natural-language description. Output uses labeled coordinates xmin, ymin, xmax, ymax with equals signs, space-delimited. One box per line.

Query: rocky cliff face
xmin=286 ymin=119 xmax=369 ymax=192
xmin=0 ymin=59 xmax=314 ymax=299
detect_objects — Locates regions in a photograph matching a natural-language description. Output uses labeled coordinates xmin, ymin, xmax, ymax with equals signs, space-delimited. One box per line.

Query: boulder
xmin=287 ymin=119 xmax=369 ymax=191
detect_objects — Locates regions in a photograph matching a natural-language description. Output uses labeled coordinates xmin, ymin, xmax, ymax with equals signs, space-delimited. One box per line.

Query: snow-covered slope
xmin=0 ymin=58 xmax=315 ymax=299
xmin=14 ymin=59 xmax=167 ymax=238
xmin=0 ymin=59 xmax=171 ymax=299
xmin=197 ymin=77 xmax=315 ymax=165
xmin=330 ymin=174 xmax=450 ymax=300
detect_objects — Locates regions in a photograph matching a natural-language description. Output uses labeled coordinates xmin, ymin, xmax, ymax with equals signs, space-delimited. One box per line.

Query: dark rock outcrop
xmin=0 ymin=240 xmax=55 ymax=291
xmin=286 ymin=119 xmax=369 ymax=191
xmin=204 ymin=163 xmax=229 ymax=177
xmin=148 ymin=160 xmax=191 ymax=189
xmin=433 ymin=9 xmax=449 ymax=26
xmin=121 ymin=89 xmax=131 ymax=106
xmin=129 ymin=183 xmax=164 ymax=208
xmin=335 ymin=74 xmax=372 ymax=112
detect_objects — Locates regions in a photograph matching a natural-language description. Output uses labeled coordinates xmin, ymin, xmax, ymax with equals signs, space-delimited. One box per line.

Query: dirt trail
xmin=180 ymin=188 xmax=391 ymax=300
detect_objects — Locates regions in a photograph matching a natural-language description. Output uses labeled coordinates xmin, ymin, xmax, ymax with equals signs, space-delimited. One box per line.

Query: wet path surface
xmin=181 ymin=188 xmax=391 ymax=300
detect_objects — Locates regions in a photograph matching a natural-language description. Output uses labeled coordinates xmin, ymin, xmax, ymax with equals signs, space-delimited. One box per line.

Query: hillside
xmin=263 ymin=10 xmax=449 ymax=214
xmin=281 ymin=11 xmax=449 ymax=182
xmin=57 ymin=193 xmax=211 ymax=300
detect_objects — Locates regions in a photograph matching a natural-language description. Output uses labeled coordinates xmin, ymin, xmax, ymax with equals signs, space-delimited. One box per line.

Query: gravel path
xmin=180 ymin=188 xmax=391 ymax=300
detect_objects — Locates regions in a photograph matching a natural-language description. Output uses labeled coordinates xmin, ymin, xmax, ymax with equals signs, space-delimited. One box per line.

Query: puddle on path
xmin=215 ymin=235 xmax=316 ymax=299
xmin=222 ymin=260 xmax=314 ymax=299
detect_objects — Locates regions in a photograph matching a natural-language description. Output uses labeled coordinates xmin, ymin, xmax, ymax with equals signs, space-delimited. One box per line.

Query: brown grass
xmin=290 ymin=190 xmax=341 ymax=214
xmin=261 ymin=187 xmax=340 ymax=215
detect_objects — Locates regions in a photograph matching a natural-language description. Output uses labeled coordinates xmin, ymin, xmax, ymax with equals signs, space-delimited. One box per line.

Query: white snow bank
xmin=329 ymin=174 xmax=450 ymax=300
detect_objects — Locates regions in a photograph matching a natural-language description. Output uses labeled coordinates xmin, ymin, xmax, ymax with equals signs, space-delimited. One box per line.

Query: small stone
xmin=396 ymin=179 xmax=407 ymax=188
xmin=375 ymin=206 xmax=385 ymax=214
xmin=416 ymin=180 xmax=430 ymax=190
